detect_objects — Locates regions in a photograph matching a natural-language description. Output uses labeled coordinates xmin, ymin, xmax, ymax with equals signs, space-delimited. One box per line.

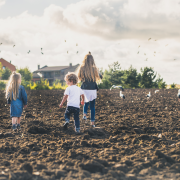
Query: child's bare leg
xmin=12 ymin=117 xmax=17 ymax=125
xmin=17 ymin=117 xmax=21 ymax=124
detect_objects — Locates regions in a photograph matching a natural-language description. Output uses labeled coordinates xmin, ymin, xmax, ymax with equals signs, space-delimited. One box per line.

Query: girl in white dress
xmin=77 ymin=52 xmax=102 ymax=127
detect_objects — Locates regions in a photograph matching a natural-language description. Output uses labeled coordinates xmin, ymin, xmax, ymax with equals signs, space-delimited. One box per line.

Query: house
xmin=0 ymin=58 xmax=16 ymax=79
xmin=33 ymin=63 xmax=80 ymax=85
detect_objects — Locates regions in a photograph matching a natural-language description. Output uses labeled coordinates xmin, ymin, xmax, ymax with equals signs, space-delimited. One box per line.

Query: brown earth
xmin=0 ymin=89 xmax=180 ymax=180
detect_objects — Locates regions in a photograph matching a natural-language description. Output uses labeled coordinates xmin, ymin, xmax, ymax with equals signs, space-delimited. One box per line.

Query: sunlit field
xmin=0 ymin=89 xmax=180 ymax=180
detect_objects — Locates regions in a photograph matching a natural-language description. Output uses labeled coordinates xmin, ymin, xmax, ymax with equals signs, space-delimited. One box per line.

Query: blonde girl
xmin=78 ymin=52 xmax=102 ymax=127
xmin=6 ymin=71 xmax=27 ymax=131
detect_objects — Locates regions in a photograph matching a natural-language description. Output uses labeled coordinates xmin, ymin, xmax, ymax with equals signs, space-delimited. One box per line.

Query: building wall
xmin=0 ymin=58 xmax=16 ymax=72
xmin=0 ymin=58 xmax=16 ymax=79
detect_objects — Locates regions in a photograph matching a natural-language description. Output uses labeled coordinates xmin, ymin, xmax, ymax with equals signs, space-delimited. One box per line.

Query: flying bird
xmin=0 ymin=43 xmax=2 ymax=45
xmin=76 ymin=43 xmax=78 ymax=46
xmin=154 ymin=51 xmax=156 ymax=53
xmin=155 ymin=39 xmax=157 ymax=41
xmin=41 ymin=52 xmax=44 ymax=55
xmin=144 ymin=53 xmax=146 ymax=55
xmin=148 ymin=38 xmax=151 ymax=41
xmin=27 ymin=50 xmax=30 ymax=54
xmin=145 ymin=58 xmax=148 ymax=61
xmin=77 ymin=51 xmax=78 ymax=54
xmin=13 ymin=45 xmax=15 ymax=47
xmin=65 ymin=40 xmax=66 ymax=42
xmin=138 ymin=45 xmax=140 ymax=48
xmin=41 ymin=48 xmax=43 ymax=51
xmin=67 ymin=51 xmax=68 ymax=53
xmin=110 ymin=85 xmax=124 ymax=91
xmin=174 ymin=59 xmax=176 ymax=61
xmin=137 ymin=51 xmax=139 ymax=54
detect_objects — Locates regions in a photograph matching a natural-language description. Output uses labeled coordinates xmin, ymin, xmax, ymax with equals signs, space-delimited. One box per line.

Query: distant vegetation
xmin=98 ymin=62 xmax=167 ymax=89
xmin=0 ymin=61 xmax=179 ymax=90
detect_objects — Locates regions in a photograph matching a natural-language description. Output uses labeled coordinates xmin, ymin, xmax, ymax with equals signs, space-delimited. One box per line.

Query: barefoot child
xmin=59 ymin=72 xmax=84 ymax=133
xmin=6 ymin=72 xmax=27 ymax=131
xmin=77 ymin=52 xmax=102 ymax=127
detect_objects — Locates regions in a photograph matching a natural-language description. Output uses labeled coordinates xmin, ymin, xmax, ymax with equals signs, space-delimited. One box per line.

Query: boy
xmin=59 ymin=72 xmax=84 ymax=133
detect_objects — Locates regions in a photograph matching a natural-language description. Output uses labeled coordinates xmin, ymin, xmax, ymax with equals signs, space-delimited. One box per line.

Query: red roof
xmin=0 ymin=58 xmax=16 ymax=72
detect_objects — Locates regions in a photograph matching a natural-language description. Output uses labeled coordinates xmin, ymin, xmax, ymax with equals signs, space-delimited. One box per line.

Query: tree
xmin=1 ymin=68 xmax=11 ymax=80
xmin=17 ymin=67 xmax=32 ymax=81
xmin=154 ymin=75 xmax=166 ymax=89
xmin=121 ymin=65 xmax=141 ymax=88
xmin=98 ymin=62 xmax=124 ymax=89
xmin=139 ymin=67 xmax=157 ymax=88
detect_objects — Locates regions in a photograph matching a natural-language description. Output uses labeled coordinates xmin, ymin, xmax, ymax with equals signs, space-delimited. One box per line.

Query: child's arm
xmin=59 ymin=95 xmax=68 ymax=108
xmin=81 ymin=94 xmax=85 ymax=105
xmin=21 ymin=86 xmax=27 ymax=108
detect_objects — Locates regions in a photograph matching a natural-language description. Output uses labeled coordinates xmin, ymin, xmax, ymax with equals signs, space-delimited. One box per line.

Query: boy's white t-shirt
xmin=64 ymin=85 xmax=84 ymax=108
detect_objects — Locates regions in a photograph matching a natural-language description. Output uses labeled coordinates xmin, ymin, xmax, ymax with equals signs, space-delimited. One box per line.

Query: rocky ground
xmin=0 ymin=89 xmax=180 ymax=180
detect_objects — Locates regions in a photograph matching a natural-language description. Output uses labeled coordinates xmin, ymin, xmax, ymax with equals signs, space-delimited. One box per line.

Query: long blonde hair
xmin=5 ymin=71 xmax=21 ymax=101
xmin=78 ymin=52 xmax=101 ymax=82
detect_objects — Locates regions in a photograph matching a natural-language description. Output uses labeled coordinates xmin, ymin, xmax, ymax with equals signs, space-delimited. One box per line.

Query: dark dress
xmin=8 ymin=85 xmax=27 ymax=117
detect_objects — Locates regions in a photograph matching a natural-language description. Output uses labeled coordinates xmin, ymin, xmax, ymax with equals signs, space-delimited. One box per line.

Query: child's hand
xmin=81 ymin=101 xmax=84 ymax=106
xmin=24 ymin=105 xmax=27 ymax=108
xmin=59 ymin=103 xmax=63 ymax=108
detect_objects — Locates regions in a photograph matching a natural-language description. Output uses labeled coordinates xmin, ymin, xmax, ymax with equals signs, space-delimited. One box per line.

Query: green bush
xmin=29 ymin=79 xmax=50 ymax=90
xmin=0 ymin=81 xmax=6 ymax=90
xmin=170 ymin=83 xmax=176 ymax=89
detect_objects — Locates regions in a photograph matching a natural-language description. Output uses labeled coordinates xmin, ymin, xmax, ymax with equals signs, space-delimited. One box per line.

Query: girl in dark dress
xmin=6 ymin=72 xmax=27 ymax=131
xmin=77 ymin=52 xmax=102 ymax=127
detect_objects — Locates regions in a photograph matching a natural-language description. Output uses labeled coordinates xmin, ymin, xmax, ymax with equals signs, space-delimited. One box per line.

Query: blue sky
xmin=0 ymin=0 xmax=180 ymax=84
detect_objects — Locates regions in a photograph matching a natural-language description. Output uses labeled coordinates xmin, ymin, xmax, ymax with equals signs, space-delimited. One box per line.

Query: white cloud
xmin=0 ymin=0 xmax=5 ymax=7
xmin=0 ymin=0 xmax=180 ymax=84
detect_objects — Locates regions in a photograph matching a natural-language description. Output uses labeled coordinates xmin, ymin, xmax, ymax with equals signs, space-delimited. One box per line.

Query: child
xmin=77 ymin=52 xmax=102 ymax=127
xmin=59 ymin=72 xmax=84 ymax=133
xmin=6 ymin=71 xmax=27 ymax=131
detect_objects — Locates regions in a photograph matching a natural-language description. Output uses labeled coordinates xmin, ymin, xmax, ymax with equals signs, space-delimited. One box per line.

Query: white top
xmin=64 ymin=85 xmax=84 ymax=108
xmin=82 ymin=89 xmax=97 ymax=102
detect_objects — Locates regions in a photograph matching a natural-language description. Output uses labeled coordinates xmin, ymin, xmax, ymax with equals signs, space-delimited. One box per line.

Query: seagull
xmin=13 ymin=45 xmax=15 ymax=47
xmin=148 ymin=38 xmax=151 ymax=41
xmin=177 ymin=89 xmax=180 ymax=101
xmin=41 ymin=48 xmax=43 ymax=51
xmin=27 ymin=50 xmax=30 ymax=54
xmin=110 ymin=85 xmax=124 ymax=91
xmin=147 ymin=91 xmax=151 ymax=99
xmin=120 ymin=91 xmax=125 ymax=100
xmin=41 ymin=52 xmax=44 ymax=55
xmin=155 ymin=90 xmax=159 ymax=93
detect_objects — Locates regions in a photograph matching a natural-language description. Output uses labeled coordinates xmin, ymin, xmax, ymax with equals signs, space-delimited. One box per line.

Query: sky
xmin=0 ymin=0 xmax=180 ymax=84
